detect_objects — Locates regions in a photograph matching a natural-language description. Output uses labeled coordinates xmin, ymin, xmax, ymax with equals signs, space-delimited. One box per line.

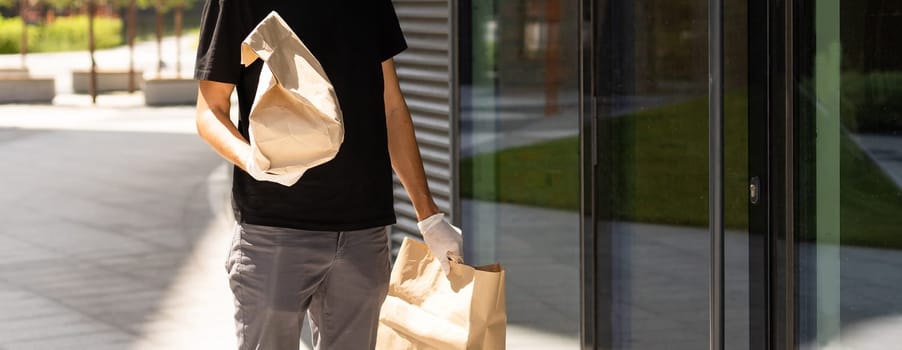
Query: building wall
xmin=390 ymin=0 xmax=457 ymax=248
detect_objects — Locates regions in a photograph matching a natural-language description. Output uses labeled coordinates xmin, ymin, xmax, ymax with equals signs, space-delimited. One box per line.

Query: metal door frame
xmin=578 ymin=0 xmax=796 ymax=348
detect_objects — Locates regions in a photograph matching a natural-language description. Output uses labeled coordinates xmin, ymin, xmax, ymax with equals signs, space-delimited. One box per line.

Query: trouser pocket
xmin=225 ymin=222 xmax=241 ymax=273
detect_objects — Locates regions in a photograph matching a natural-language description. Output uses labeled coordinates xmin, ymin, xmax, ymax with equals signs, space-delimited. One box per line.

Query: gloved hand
xmin=243 ymin=148 xmax=303 ymax=187
xmin=417 ymin=212 xmax=463 ymax=275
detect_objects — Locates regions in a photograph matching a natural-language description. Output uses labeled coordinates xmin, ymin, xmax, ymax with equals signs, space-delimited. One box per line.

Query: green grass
xmin=461 ymin=93 xmax=902 ymax=249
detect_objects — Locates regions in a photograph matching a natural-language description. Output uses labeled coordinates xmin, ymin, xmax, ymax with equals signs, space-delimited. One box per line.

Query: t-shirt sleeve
xmin=194 ymin=0 xmax=247 ymax=84
xmin=378 ymin=0 xmax=408 ymax=62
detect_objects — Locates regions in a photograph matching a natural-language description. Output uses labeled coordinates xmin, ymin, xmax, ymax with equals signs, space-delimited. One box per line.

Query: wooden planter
xmin=72 ymin=69 xmax=144 ymax=94
xmin=144 ymin=78 xmax=198 ymax=106
xmin=0 ymin=74 xmax=55 ymax=104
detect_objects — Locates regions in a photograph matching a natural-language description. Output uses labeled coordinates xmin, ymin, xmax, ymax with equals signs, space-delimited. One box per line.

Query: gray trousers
xmin=225 ymin=222 xmax=391 ymax=350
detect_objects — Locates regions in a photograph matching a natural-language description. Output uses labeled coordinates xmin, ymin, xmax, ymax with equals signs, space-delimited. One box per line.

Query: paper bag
xmin=240 ymin=12 xmax=344 ymax=185
xmin=377 ymin=238 xmax=507 ymax=350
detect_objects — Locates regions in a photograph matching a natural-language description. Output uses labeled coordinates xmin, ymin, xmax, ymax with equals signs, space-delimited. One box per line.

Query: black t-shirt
xmin=195 ymin=0 xmax=408 ymax=231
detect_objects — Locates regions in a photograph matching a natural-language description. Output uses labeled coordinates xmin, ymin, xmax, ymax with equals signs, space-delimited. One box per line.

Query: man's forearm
xmin=386 ymin=108 xmax=440 ymax=221
xmin=196 ymin=83 xmax=251 ymax=171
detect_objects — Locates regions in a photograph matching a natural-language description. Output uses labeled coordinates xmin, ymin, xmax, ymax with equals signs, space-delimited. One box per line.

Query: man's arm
xmin=383 ymin=59 xmax=441 ymax=221
xmin=196 ymin=80 xmax=251 ymax=171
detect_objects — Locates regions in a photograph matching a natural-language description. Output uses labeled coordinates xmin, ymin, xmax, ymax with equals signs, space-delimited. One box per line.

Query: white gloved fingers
xmin=418 ymin=213 xmax=464 ymax=275
xmin=417 ymin=212 xmax=444 ymax=233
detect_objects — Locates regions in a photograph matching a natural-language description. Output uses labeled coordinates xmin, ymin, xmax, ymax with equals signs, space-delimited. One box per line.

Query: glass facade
xmin=795 ymin=0 xmax=902 ymax=348
xmin=455 ymin=0 xmax=902 ymax=348
xmin=459 ymin=0 xmax=581 ymax=347
xmin=591 ymin=0 xmax=742 ymax=348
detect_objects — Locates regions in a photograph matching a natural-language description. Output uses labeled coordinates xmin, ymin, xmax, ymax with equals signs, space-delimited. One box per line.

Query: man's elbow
xmin=384 ymin=104 xmax=410 ymax=124
xmin=195 ymin=116 xmax=208 ymax=140
xmin=195 ymin=81 xmax=234 ymax=138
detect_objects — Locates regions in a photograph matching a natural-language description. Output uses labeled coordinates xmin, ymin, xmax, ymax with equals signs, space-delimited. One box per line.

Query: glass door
xmin=586 ymin=0 xmax=766 ymax=348
xmin=587 ymin=0 xmax=902 ymax=348
xmin=584 ymin=0 xmax=780 ymax=348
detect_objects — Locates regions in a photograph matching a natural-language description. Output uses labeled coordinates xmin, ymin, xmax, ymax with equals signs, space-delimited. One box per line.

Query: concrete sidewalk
xmin=0 ymin=100 xmax=238 ymax=349
xmin=0 ymin=37 xmax=586 ymax=349
xmin=0 ymin=98 xmax=582 ymax=349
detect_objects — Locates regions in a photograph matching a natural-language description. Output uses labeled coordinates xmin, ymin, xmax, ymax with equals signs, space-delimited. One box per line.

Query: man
xmin=193 ymin=1 xmax=463 ymax=349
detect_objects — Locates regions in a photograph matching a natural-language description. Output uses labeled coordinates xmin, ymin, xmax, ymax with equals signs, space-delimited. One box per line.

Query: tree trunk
xmin=88 ymin=0 xmax=97 ymax=104
xmin=155 ymin=0 xmax=163 ymax=78
xmin=127 ymin=0 xmax=137 ymax=92
xmin=174 ymin=4 xmax=183 ymax=78
xmin=544 ymin=0 xmax=560 ymax=117
xmin=19 ymin=0 xmax=27 ymax=70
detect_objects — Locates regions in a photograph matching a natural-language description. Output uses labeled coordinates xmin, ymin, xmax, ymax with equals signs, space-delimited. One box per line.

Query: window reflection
xmin=594 ymin=0 xmax=717 ymax=348
xmin=796 ymin=0 xmax=902 ymax=348
xmin=460 ymin=0 xmax=580 ymax=347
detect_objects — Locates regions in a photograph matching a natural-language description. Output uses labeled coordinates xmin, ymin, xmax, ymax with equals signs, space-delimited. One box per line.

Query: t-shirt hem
xmin=194 ymin=69 xmax=240 ymax=85
xmin=238 ymin=214 xmax=398 ymax=232
xmin=379 ymin=42 xmax=408 ymax=63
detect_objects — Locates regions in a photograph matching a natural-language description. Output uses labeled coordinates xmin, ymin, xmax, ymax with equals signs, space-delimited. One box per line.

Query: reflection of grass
xmin=840 ymin=135 xmax=902 ymax=248
xmin=461 ymin=137 xmax=580 ymax=211
xmin=611 ymin=93 xmax=749 ymax=228
xmin=461 ymin=93 xmax=748 ymax=227
xmin=460 ymin=94 xmax=902 ymax=249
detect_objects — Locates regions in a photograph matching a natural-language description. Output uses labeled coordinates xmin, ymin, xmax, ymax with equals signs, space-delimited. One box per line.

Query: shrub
xmin=36 ymin=15 xmax=123 ymax=52
xmin=0 ymin=17 xmax=40 ymax=54
xmin=0 ymin=15 xmax=123 ymax=54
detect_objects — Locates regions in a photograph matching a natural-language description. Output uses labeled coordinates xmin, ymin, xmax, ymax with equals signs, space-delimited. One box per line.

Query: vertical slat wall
xmin=390 ymin=0 xmax=455 ymax=250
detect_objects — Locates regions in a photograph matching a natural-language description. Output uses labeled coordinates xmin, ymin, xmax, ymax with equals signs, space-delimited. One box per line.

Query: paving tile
xmin=4 ymin=331 xmax=133 ymax=350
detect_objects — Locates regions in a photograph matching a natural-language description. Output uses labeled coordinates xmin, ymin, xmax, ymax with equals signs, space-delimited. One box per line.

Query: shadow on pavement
xmin=0 ymin=127 xmax=230 ymax=348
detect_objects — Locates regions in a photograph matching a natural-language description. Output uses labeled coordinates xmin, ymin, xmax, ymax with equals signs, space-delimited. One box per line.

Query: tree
xmin=43 ymin=0 xmax=77 ymax=10
xmin=45 ymin=0 xmax=100 ymax=102
xmin=109 ymin=0 xmax=151 ymax=92
xmin=152 ymin=0 xmax=194 ymax=78
xmin=169 ymin=0 xmax=194 ymax=78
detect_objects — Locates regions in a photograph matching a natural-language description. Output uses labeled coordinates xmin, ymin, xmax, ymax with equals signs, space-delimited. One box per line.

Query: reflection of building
xmin=842 ymin=1 xmax=902 ymax=72
xmin=391 ymin=0 xmax=902 ymax=348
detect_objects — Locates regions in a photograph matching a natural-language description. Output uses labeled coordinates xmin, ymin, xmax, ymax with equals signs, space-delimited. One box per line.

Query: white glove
xmin=417 ymin=213 xmax=463 ymax=275
xmin=243 ymin=148 xmax=303 ymax=187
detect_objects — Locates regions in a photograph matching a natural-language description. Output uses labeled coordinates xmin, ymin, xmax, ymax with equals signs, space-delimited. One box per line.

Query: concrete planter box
xmin=72 ymin=70 xmax=144 ymax=94
xmin=144 ymin=78 xmax=198 ymax=106
xmin=0 ymin=68 xmax=30 ymax=79
xmin=0 ymin=76 xmax=55 ymax=104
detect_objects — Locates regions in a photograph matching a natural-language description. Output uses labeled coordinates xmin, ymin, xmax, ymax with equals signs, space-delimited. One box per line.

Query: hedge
xmin=0 ymin=15 xmax=123 ymax=54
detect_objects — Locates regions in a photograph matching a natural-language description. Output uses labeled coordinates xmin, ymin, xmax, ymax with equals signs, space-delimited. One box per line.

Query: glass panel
xmin=459 ymin=0 xmax=581 ymax=347
xmin=593 ymin=0 xmax=713 ymax=348
xmin=724 ymin=0 xmax=751 ymax=348
xmin=795 ymin=0 xmax=902 ymax=348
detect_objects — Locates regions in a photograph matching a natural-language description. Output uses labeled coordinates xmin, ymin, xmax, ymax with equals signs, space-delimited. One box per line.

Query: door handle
xmin=750 ymin=176 xmax=761 ymax=205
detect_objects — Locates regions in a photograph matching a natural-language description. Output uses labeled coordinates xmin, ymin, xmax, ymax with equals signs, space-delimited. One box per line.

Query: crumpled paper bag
xmin=376 ymin=238 xmax=507 ymax=350
xmin=240 ymin=11 xmax=344 ymax=186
